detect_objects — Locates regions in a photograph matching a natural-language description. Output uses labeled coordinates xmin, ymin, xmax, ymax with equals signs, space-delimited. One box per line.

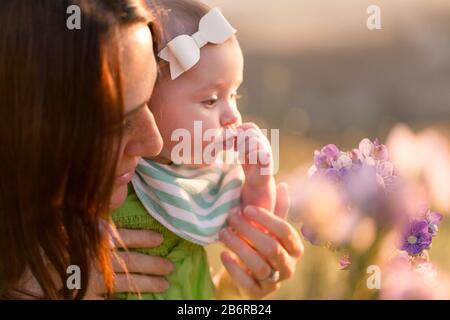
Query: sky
xmin=205 ymin=0 xmax=450 ymax=53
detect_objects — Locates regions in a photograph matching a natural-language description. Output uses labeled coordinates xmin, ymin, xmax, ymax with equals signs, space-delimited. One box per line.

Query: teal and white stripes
xmin=132 ymin=159 xmax=244 ymax=245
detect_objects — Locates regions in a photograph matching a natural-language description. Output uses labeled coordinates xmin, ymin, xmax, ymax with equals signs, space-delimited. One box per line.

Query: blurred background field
xmin=203 ymin=0 xmax=450 ymax=299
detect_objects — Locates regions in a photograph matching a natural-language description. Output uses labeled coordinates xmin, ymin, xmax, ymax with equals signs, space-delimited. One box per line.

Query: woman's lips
xmin=115 ymin=170 xmax=135 ymax=185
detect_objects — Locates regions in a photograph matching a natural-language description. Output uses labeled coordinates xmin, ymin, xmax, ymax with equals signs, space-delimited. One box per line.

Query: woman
xmin=0 ymin=0 xmax=167 ymax=299
xmin=0 ymin=0 xmax=302 ymax=300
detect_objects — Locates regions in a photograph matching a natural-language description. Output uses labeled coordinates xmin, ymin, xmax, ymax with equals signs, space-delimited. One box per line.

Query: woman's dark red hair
xmin=0 ymin=0 xmax=153 ymax=299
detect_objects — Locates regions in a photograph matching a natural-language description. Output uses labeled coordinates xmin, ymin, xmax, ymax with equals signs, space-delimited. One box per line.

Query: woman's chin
xmin=110 ymin=185 xmax=128 ymax=210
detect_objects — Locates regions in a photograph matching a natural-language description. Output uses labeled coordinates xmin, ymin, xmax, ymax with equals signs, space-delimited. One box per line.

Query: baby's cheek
xmin=162 ymin=139 xmax=179 ymax=160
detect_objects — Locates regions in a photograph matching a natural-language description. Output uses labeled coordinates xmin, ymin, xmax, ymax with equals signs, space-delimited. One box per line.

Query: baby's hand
xmin=236 ymin=123 xmax=276 ymax=212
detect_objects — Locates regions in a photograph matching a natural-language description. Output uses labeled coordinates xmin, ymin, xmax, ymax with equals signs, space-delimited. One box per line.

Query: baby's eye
xmin=202 ymin=97 xmax=218 ymax=109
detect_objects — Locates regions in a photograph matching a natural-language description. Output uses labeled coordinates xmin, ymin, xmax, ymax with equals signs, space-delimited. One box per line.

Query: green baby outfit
xmin=112 ymin=159 xmax=244 ymax=300
xmin=112 ymin=185 xmax=216 ymax=300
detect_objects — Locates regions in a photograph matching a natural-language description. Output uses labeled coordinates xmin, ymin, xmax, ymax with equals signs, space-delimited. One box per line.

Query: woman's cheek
xmin=110 ymin=184 xmax=128 ymax=210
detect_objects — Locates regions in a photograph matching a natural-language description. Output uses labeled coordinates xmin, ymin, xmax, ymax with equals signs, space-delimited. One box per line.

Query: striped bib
xmin=132 ymin=159 xmax=244 ymax=245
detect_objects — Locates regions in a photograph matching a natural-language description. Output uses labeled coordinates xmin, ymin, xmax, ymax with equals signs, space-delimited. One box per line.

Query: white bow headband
xmin=158 ymin=8 xmax=237 ymax=80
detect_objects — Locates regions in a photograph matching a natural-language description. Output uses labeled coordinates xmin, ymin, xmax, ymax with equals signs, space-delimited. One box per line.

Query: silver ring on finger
xmin=263 ymin=269 xmax=280 ymax=283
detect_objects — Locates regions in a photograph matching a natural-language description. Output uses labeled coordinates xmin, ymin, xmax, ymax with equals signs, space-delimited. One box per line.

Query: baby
xmin=113 ymin=0 xmax=276 ymax=300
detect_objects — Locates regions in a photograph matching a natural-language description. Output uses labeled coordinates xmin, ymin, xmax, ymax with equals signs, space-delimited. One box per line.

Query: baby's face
xmin=149 ymin=36 xmax=244 ymax=165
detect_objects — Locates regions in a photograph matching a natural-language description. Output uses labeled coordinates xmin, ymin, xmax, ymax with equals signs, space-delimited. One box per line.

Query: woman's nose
xmin=125 ymin=108 xmax=163 ymax=158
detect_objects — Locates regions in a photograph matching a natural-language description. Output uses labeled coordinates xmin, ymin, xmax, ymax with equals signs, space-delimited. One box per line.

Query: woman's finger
xmin=85 ymin=265 xmax=108 ymax=299
xmin=226 ymin=214 xmax=294 ymax=279
xmin=242 ymin=206 xmax=304 ymax=259
xmin=112 ymin=251 xmax=173 ymax=276
xmin=220 ymin=251 xmax=263 ymax=299
xmin=274 ymin=183 xmax=290 ymax=220
xmin=219 ymin=227 xmax=272 ymax=281
xmin=115 ymin=229 xmax=163 ymax=249
xmin=113 ymin=273 xmax=169 ymax=294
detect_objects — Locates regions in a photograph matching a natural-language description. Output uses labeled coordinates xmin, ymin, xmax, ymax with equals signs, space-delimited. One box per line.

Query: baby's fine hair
xmin=146 ymin=0 xmax=211 ymax=71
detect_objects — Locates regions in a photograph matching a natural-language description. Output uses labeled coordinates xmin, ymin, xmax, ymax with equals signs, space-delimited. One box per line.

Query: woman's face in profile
xmin=110 ymin=24 xmax=163 ymax=209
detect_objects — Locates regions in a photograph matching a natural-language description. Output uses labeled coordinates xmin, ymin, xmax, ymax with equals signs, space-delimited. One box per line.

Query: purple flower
xmin=322 ymin=144 xmax=339 ymax=159
xmin=314 ymin=152 xmax=329 ymax=169
xmin=301 ymin=224 xmax=319 ymax=245
xmin=373 ymin=139 xmax=389 ymax=161
xmin=425 ymin=210 xmax=443 ymax=236
xmin=401 ymin=220 xmax=432 ymax=255
xmin=314 ymin=144 xmax=339 ymax=169
xmin=426 ymin=210 xmax=443 ymax=225
xmin=339 ymin=255 xmax=351 ymax=270
xmin=325 ymin=168 xmax=342 ymax=183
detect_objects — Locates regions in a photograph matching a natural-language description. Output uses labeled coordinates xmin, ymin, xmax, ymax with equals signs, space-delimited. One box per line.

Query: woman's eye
xmin=122 ymin=103 xmax=148 ymax=131
xmin=123 ymin=118 xmax=134 ymax=130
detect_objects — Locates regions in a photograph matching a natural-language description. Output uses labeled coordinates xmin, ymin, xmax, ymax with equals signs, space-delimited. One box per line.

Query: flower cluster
xmin=301 ymin=138 xmax=443 ymax=272
xmin=301 ymin=139 xmax=400 ymax=246
xmin=287 ymin=129 xmax=449 ymax=299
xmin=308 ymin=138 xmax=398 ymax=193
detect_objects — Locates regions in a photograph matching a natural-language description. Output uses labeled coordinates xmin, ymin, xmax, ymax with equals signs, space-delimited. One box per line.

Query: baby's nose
xmin=220 ymin=114 xmax=238 ymax=127
xmin=220 ymin=108 xmax=240 ymax=127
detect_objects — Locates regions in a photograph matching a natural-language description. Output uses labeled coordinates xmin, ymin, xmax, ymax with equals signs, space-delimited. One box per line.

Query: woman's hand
xmin=85 ymin=229 xmax=173 ymax=299
xmin=218 ymin=183 xmax=303 ymax=299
